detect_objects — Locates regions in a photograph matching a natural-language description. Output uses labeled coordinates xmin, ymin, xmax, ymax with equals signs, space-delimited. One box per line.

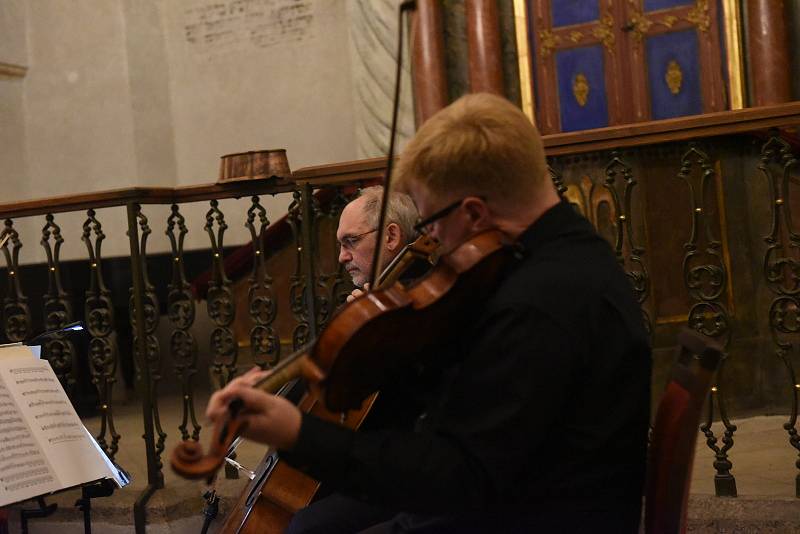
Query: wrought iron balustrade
xmin=0 ymin=171 xmax=375 ymax=532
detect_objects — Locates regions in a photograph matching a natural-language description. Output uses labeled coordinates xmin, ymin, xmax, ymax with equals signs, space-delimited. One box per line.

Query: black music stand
xmin=18 ymin=464 xmax=129 ymax=534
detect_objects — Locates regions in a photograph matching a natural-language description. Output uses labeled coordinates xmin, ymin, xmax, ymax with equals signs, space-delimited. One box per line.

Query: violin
xmin=170 ymin=229 xmax=511 ymax=480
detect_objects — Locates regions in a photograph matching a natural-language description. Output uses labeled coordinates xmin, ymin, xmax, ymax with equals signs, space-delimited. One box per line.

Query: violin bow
xmin=367 ymin=0 xmax=417 ymax=288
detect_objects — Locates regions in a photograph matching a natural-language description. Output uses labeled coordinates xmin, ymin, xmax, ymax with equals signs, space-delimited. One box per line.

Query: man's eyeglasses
xmin=338 ymin=229 xmax=377 ymax=251
xmin=413 ymin=198 xmax=467 ymax=235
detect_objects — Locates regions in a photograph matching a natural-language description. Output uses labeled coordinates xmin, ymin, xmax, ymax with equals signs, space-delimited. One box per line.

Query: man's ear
xmin=463 ymin=197 xmax=491 ymax=231
xmin=385 ymin=222 xmax=402 ymax=252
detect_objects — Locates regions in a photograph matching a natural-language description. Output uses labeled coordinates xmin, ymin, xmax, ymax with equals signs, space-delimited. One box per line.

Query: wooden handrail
xmin=0 ymin=180 xmax=295 ymax=219
xmin=3 ymin=103 xmax=800 ymax=219
xmin=542 ymin=101 xmax=800 ymax=155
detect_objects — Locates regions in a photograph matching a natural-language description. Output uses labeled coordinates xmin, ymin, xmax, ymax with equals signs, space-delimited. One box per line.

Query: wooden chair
xmin=644 ymin=329 xmax=722 ymax=534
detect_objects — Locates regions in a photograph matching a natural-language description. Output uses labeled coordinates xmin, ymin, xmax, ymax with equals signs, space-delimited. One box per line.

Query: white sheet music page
xmin=0 ymin=352 xmax=112 ymax=506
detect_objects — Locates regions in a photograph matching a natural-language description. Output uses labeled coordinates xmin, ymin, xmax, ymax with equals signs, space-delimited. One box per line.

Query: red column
xmin=412 ymin=0 xmax=448 ymax=125
xmin=746 ymin=0 xmax=791 ymax=106
xmin=466 ymin=0 xmax=504 ymax=95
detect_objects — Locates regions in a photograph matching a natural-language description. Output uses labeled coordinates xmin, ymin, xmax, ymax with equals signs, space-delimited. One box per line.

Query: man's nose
xmin=338 ymin=247 xmax=351 ymax=264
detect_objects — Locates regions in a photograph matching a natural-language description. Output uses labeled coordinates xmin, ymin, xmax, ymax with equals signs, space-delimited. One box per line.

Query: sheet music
xmin=0 ymin=354 xmax=115 ymax=506
xmin=0 ymin=366 xmax=60 ymax=504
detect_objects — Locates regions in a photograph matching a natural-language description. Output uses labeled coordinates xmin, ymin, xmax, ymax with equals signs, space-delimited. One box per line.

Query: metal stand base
xmin=20 ymin=497 xmax=57 ymax=534
xmin=200 ymin=490 xmax=220 ymax=534
xmin=75 ymin=479 xmax=116 ymax=534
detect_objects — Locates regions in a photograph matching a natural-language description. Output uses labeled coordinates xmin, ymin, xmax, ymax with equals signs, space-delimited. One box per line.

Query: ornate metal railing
xmin=0 ymin=172 xmax=376 ymax=531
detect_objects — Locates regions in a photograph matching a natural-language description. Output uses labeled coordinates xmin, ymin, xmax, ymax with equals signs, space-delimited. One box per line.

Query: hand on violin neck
xmin=206 ymin=367 xmax=302 ymax=451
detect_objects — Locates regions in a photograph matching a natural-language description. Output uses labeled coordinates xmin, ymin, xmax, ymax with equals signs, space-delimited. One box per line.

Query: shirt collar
xmin=515 ymin=199 xmax=585 ymax=255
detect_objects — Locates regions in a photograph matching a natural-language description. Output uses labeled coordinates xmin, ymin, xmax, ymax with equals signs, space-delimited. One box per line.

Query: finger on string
xmin=206 ymin=385 xmax=246 ymax=421
xmin=226 ymin=367 xmax=267 ymax=389
xmin=230 ymin=386 xmax=275 ymax=415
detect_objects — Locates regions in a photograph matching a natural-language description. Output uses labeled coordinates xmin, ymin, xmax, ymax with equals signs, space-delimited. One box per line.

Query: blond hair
xmin=394 ymin=93 xmax=548 ymax=207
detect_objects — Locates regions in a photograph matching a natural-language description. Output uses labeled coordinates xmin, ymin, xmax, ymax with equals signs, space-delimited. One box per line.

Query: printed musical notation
xmin=183 ymin=0 xmax=315 ymax=56
xmin=0 ymin=355 xmax=120 ymax=506
xmin=0 ymin=376 xmax=58 ymax=500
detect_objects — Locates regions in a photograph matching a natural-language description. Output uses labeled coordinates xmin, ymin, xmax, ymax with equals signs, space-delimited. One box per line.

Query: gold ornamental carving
xmin=539 ymin=29 xmax=560 ymax=59
xmin=591 ymin=13 xmax=616 ymax=54
xmin=569 ymin=31 xmax=584 ymax=43
xmin=573 ymin=73 xmax=590 ymax=106
xmin=661 ymin=15 xmax=678 ymax=28
xmin=687 ymin=0 xmax=711 ymax=32
xmin=665 ymin=60 xmax=683 ymax=95
xmin=628 ymin=11 xmax=653 ymax=41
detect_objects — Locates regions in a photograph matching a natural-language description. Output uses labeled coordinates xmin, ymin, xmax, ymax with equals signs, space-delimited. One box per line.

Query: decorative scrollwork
xmin=572 ymin=73 xmax=590 ymax=107
xmin=128 ymin=205 xmax=166 ymax=473
xmin=687 ymin=0 xmax=711 ymax=32
xmin=700 ymin=383 xmax=737 ymax=494
xmin=1 ymin=219 xmax=31 ymax=343
xmin=568 ymin=31 xmax=583 ymax=43
xmin=305 ymin=193 xmax=333 ymax=327
xmin=759 ymin=133 xmax=800 ymax=495
xmin=688 ymin=301 xmax=729 ymax=339
xmin=166 ymin=204 xmax=200 ymax=442
xmin=205 ymin=200 xmax=237 ymax=386
xmin=538 ymin=29 xmax=560 ymax=59
xmin=677 ymin=143 xmax=736 ymax=496
xmin=626 ymin=9 xmax=652 ymax=42
xmin=548 ymin=165 xmax=567 ymax=196
xmin=686 ymin=262 xmax=725 ymax=301
xmin=602 ymin=152 xmax=652 ymax=335
xmin=246 ymin=196 xmax=280 ymax=368
xmin=665 ymin=60 xmax=683 ymax=95
xmin=287 ymin=191 xmax=310 ymax=350
xmin=315 ymin=187 xmax=353 ymax=325
xmin=40 ymin=214 xmax=75 ymax=393
xmin=591 ymin=13 xmax=615 ymax=54
xmin=82 ymin=209 xmax=120 ymax=459
xmin=770 ymin=296 xmax=800 ymax=338
xmin=661 ymin=15 xmax=678 ymax=28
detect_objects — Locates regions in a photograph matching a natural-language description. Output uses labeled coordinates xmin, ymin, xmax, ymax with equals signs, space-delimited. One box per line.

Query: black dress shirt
xmin=283 ymin=200 xmax=652 ymax=532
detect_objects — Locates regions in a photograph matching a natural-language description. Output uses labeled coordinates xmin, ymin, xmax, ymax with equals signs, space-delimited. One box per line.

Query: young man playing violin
xmin=206 ymin=93 xmax=652 ymax=533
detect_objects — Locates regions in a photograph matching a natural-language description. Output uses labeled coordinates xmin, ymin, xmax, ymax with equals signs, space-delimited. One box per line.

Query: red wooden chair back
xmin=644 ymin=329 xmax=722 ymax=534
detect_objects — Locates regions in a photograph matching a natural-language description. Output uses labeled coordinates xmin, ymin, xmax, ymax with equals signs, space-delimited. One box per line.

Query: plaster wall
xmin=0 ymin=0 xmax=29 ymax=212
xmin=0 ymin=0 xmax=27 ymax=65
xmin=0 ymin=0 xmax=359 ymax=265
xmin=10 ymin=1 xmax=141 ymax=264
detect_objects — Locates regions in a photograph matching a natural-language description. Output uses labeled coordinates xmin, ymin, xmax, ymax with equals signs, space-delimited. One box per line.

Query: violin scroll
xmin=170 ymin=404 xmax=248 ymax=481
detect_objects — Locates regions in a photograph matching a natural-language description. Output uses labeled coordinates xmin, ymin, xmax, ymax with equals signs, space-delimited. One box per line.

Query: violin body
xmin=171 ymin=230 xmax=512 ymax=531
xmin=313 ymin=229 xmax=511 ymax=412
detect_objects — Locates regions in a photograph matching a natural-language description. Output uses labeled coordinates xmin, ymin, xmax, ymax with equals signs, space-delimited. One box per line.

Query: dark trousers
xmin=287 ymin=494 xmax=641 ymax=534
xmin=285 ymin=493 xmax=396 ymax=534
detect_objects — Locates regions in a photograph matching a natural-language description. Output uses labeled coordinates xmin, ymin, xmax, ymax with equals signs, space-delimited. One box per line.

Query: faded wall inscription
xmin=184 ymin=0 xmax=314 ymax=55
